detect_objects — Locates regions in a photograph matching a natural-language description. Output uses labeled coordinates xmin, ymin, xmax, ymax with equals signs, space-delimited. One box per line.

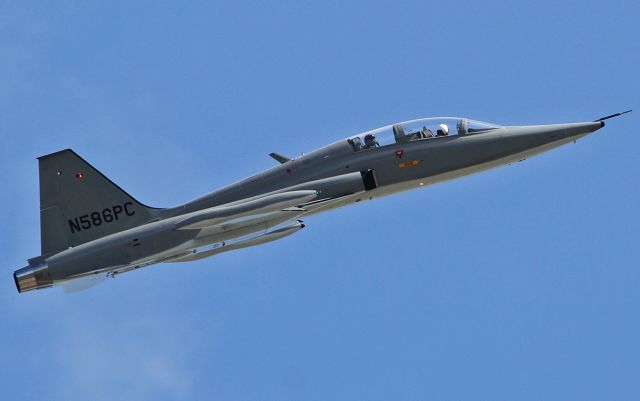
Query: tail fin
xmin=38 ymin=149 xmax=161 ymax=256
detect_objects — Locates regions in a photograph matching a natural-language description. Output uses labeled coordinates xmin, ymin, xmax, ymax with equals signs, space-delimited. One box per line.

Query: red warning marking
xmin=395 ymin=150 xmax=404 ymax=158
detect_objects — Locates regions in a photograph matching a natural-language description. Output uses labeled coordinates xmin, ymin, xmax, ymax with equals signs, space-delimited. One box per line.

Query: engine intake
xmin=360 ymin=169 xmax=378 ymax=191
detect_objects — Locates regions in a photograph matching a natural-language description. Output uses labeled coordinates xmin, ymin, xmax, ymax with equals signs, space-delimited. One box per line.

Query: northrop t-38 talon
xmin=14 ymin=111 xmax=631 ymax=293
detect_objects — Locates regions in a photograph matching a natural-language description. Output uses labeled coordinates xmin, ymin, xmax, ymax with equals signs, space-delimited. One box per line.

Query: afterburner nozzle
xmin=13 ymin=262 xmax=52 ymax=293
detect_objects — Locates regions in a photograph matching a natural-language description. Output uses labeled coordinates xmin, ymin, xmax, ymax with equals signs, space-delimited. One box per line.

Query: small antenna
xmin=594 ymin=110 xmax=632 ymax=122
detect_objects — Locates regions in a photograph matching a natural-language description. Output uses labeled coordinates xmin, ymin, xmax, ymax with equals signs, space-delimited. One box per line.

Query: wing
xmin=167 ymin=220 xmax=306 ymax=263
xmin=106 ymin=172 xmax=374 ymax=273
xmin=173 ymin=190 xmax=317 ymax=230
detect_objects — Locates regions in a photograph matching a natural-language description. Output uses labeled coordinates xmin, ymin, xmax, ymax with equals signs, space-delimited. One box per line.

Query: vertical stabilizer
xmin=38 ymin=149 xmax=161 ymax=256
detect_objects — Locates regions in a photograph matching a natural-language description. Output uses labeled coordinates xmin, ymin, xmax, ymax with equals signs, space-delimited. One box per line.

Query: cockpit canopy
xmin=346 ymin=117 xmax=501 ymax=152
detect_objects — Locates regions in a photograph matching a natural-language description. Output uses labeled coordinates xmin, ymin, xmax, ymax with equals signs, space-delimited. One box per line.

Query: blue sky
xmin=1 ymin=1 xmax=638 ymax=400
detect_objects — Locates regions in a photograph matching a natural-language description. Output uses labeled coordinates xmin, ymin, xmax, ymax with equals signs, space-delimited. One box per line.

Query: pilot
xmin=409 ymin=131 xmax=422 ymax=141
xmin=436 ymin=124 xmax=449 ymax=137
xmin=409 ymin=126 xmax=431 ymax=141
xmin=363 ymin=133 xmax=380 ymax=149
xmin=421 ymin=126 xmax=433 ymax=138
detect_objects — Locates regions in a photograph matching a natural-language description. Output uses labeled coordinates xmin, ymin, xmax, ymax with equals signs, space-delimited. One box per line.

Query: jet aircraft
xmin=14 ymin=111 xmax=631 ymax=293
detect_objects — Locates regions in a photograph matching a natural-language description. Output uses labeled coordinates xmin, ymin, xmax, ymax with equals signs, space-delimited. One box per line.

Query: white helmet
xmin=438 ymin=124 xmax=449 ymax=134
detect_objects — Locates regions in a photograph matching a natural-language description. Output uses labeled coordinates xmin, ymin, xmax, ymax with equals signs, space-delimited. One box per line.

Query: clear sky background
xmin=1 ymin=1 xmax=638 ymax=400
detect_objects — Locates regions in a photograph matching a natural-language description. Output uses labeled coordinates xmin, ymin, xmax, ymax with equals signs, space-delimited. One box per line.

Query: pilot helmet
xmin=438 ymin=124 xmax=449 ymax=135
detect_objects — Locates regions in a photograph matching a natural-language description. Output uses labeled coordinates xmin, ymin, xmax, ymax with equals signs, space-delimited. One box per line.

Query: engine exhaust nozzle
xmin=14 ymin=261 xmax=52 ymax=293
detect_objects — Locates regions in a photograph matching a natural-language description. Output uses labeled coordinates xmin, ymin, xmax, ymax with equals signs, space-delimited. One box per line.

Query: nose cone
xmin=502 ymin=120 xmax=605 ymax=143
xmin=497 ymin=120 xmax=605 ymax=161
xmin=562 ymin=121 xmax=604 ymax=140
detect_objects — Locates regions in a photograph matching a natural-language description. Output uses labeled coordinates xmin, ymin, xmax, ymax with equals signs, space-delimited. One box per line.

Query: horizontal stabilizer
xmin=60 ymin=273 xmax=108 ymax=293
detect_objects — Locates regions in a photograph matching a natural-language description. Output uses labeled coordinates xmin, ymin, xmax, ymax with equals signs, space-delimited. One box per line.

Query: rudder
xmin=38 ymin=149 xmax=161 ymax=256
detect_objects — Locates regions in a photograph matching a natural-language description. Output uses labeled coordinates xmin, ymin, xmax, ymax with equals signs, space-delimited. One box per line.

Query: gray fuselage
xmin=13 ymin=118 xmax=604 ymax=292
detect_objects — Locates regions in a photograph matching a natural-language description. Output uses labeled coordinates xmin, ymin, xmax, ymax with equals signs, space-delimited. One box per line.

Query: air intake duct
xmin=360 ymin=169 xmax=378 ymax=191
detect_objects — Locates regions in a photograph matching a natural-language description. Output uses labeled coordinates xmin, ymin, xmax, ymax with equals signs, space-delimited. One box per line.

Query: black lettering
xmin=68 ymin=204 xmax=134 ymax=233
xmin=102 ymin=208 xmax=113 ymax=223
xmin=113 ymin=205 xmax=123 ymax=220
xmin=79 ymin=215 xmax=91 ymax=229
xmin=91 ymin=212 xmax=102 ymax=226
xmin=68 ymin=218 xmax=81 ymax=233
xmin=124 ymin=202 xmax=135 ymax=216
